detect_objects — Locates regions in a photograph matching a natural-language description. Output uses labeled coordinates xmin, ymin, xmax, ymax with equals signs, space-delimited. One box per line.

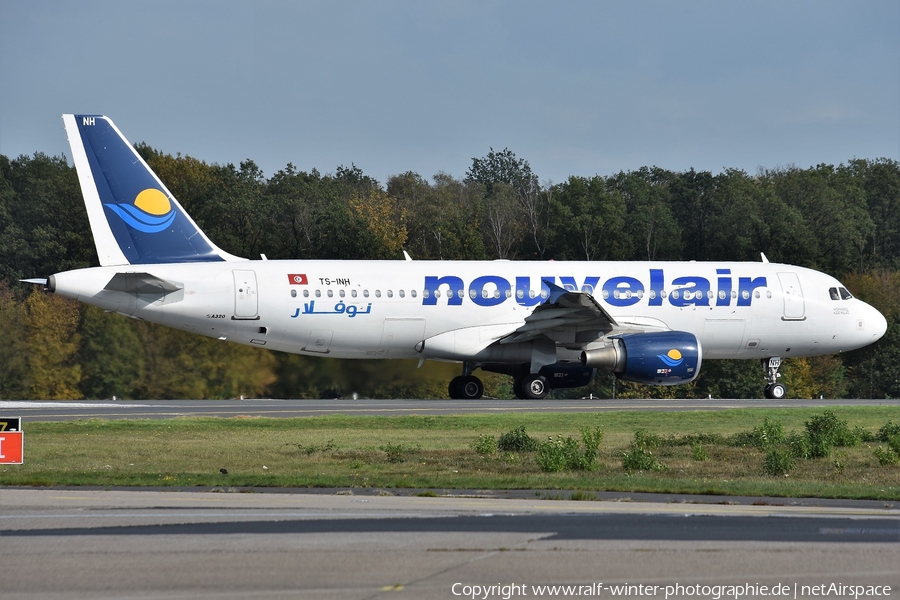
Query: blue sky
xmin=1 ymin=0 xmax=898 ymax=186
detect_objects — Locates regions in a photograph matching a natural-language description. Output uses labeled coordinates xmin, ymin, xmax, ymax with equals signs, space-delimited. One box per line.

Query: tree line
xmin=1 ymin=146 xmax=898 ymax=399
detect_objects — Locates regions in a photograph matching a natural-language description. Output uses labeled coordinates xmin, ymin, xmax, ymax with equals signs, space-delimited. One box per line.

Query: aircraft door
xmin=233 ymin=270 xmax=259 ymax=319
xmin=777 ymin=272 xmax=805 ymax=320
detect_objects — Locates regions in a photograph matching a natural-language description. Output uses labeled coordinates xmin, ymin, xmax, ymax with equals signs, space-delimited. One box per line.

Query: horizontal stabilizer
xmin=104 ymin=272 xmax=182 ymax=299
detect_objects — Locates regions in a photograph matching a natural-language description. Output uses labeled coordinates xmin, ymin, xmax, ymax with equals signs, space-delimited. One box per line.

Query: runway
xmin=1 ymin=489 xmax=898 ymax=599
xmin=3 ymin=397 xmax=898 ymax=421
xmin=3 ymin=400 xmax=898 ymax=598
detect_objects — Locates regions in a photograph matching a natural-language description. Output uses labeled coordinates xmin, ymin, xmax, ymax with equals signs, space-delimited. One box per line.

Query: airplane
xmin=26 ymin=115 xmax=888 ymax=400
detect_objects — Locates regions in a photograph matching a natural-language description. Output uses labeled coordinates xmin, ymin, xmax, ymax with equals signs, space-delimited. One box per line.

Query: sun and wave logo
xmin=105 ymin=188 xmax=176 ymax=233
xmin=657 ymin=349 xmax=684 ymax=367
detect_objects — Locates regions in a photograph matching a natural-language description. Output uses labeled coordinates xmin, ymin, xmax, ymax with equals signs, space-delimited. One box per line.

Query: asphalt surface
xmin=1 ymin=489 xmax=898 ymax=599
xmin=3 ymin=397 xmax=898 ymax=421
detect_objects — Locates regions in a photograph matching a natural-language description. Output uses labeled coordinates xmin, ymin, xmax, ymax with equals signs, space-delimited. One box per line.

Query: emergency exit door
xmin=233 ymin=270 xmax=259 ymax=319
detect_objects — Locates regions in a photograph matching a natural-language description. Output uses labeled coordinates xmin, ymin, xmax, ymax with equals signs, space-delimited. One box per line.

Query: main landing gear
xmin=448 ymin=363 xmax=551 ymax=400
xmin=513 ymin=373 xmax=548 ymax=400
xmin=448 ymin=375 xmax=484 ymax=399
xmin=448 ymin=362 xmax=484 ymax=399
xmin=762 ymin=357 xmax=787 ymax=399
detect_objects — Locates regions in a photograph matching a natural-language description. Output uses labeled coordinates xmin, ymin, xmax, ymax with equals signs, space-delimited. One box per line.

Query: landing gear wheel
xmin=449 ymin=375 xmax=483 ymax=399
xmin=513 ymin=376 xmax=525 ymax=399
xmin=516 ymin=374 xmax=548 ymax=400
xmin=764 ymin=383 xmax=787 ymax=399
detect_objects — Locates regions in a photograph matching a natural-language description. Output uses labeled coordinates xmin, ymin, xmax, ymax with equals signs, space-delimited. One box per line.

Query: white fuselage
xmin=50 ymin=259 xmax=887 ymax=365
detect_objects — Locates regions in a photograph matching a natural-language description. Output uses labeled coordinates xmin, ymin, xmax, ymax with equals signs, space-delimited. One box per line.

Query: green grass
xmin=1 ymin=407 xmax=898 ymax=500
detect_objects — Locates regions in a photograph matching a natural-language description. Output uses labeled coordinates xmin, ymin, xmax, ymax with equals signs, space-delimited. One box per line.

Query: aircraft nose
xmin=863 ymin=303 xmax=888 ymax=343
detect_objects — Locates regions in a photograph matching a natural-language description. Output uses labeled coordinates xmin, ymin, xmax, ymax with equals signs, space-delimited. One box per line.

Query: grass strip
xmin=1 ymin=407 xmax=898 ymax=500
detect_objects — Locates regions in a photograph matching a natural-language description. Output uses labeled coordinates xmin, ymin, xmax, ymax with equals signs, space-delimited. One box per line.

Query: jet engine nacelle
xmin=581 ymin=331 xmax=702 ymax=386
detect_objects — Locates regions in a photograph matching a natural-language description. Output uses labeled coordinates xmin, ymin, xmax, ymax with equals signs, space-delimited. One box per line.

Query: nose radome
xmin=864 ymin=303 xmax=888 ymax=342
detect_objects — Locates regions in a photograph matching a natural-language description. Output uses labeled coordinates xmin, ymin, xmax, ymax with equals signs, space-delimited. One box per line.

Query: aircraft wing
xmin=500 ymin=281 xmax=667 ymax=345
xmin=500 ymin=282 xmax=618 ymax=344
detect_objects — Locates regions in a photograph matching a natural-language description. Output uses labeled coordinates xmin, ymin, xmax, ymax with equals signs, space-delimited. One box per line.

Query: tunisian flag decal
xmin=287 ymin=274 xmax=308 ymax=285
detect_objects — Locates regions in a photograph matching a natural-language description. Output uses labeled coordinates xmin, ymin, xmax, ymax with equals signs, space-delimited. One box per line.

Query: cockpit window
xmin=830 ymin=286 xmax=854 ymax=300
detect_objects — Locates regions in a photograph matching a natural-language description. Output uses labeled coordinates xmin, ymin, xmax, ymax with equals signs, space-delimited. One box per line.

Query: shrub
xmin=632 ymin=429 xmax=662 ymax=450
xmin=764 ymin=448 xmax=794 ymax=476
xmin=691 ymin=442 xmax=708 ymax=461
xmin=878 ymin=421 xmax=900 ymax=442
xmin=751 ymin=417 xmax=785 ymax=451
xmin=535 ymin=426 xmax=603 ymax=472
xmin=537 ymin=435 xmax=581 ymax=472
xmin=622 ymin=430 xmax=666 ymax=472
xmin=785 ymin=432 xmax=811 ymax=459
xmin=379 ymin=443 xmax=419 ymax=463
xmin=805 ymin=411 xmax=859 ymax=457
xmin=580 ymin=426 xmax=604 ymax=455
xmin=498 ymin=426 xmax=539 ymax=452
xmin=889 ymin=434 xmax=900 ymax=455
xmin=471 ymin=434 xmax=497 ymax=455
xmin=622 ymin=445 xmax=664 ymax=472
xmin=873 ymin=446 xmax=899 ymax=466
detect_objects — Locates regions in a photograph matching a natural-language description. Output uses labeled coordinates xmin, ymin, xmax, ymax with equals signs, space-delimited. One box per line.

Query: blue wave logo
xmin=105 ymin=188 xmax=175 ymax=233
xmin=657 ymin=349 xmax=684 ymax=367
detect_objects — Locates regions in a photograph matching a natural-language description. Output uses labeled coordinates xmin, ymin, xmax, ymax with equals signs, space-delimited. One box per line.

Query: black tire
xmin=513 ymin=376 xmax=526 ymax=399
xmin=459 ymin=375 xmax=484 ymax=400
xmin=521 ymin=374 xmax=548 ymax=399
xmin=764 ymin=383 xmax=787 ymax=399
xmin=449 ymin=375 xmax=484 ymax=399
xmin=448 ymin=377 xmax=462 ymax=399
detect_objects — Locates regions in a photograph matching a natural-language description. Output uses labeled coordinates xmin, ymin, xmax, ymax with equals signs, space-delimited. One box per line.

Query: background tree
xmin=0 ymin=285 xmax=28 ymax=398
xmin=466 ymin=147 xmax=546 ymax=258
xmin=24 ymin=290 xmax=82 ymax=399
xmin=608 ymin=168 xmax=682 ymax=261
xmin=1 ymin=144 xmax=899 ymax=400
xmin=549 ymin=176 xmax=627 ymax=261
xmin=78 ymin=307 xmax=145 ymax=400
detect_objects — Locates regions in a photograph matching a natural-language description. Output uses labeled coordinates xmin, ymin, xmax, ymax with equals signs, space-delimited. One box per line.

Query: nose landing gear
xmin=762 ymin=357 xmax=787 ymax=399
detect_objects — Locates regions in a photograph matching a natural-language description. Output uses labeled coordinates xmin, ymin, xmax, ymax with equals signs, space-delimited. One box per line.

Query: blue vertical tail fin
xmin=63 ymin=114 xmax=244 ymax=265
